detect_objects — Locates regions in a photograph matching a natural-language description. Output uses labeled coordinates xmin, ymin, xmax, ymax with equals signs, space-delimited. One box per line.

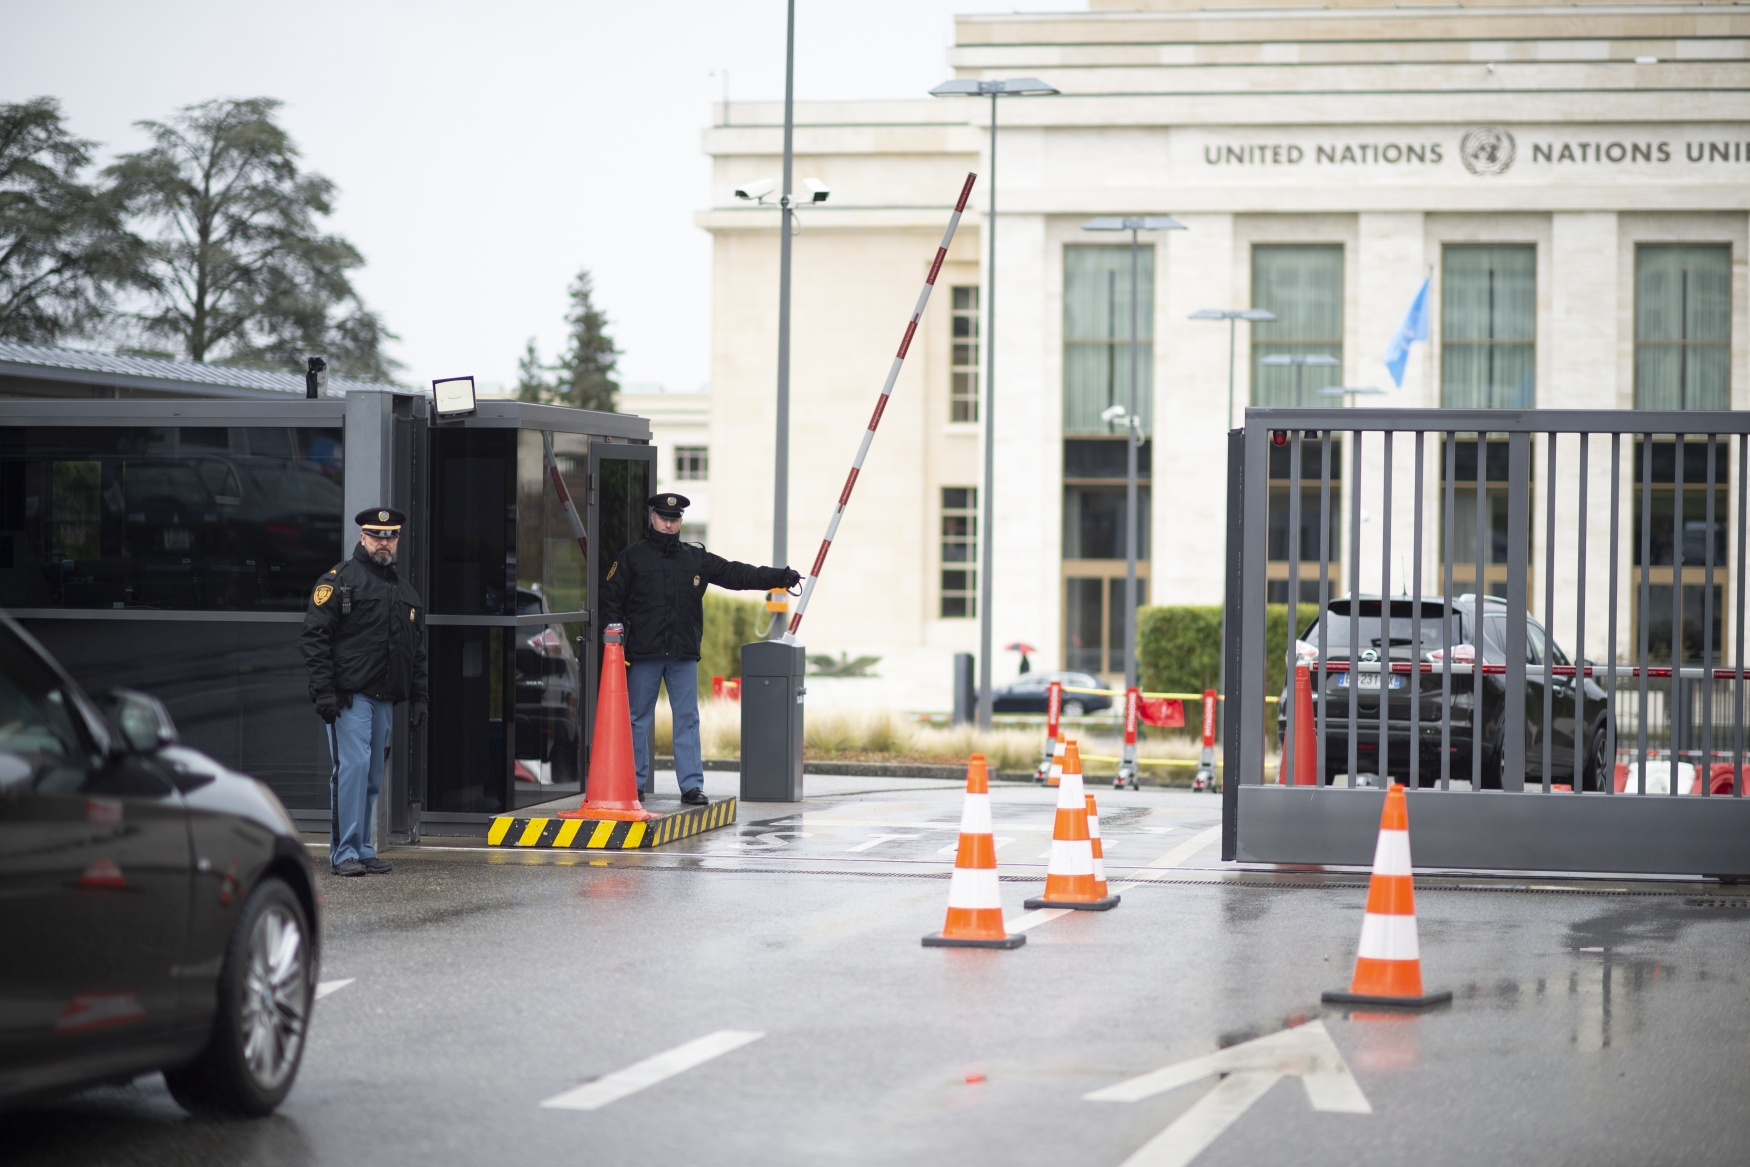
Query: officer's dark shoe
xmin=332 ymin=859 xmax=368 ymax=877
xmin=681 ymin=788 xmax=709 ymax=806
xmin=362 ymin=856 xmax=394 ymax=874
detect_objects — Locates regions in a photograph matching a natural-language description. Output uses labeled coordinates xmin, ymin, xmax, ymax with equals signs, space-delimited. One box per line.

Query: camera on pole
xmin=305 ymin=356 xmax=329 ymax=399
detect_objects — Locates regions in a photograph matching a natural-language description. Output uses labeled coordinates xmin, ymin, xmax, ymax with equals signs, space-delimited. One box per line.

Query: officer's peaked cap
xmin=357 ymin=507 xmax=406 ymax=533
xmin=647 ymin=493 xmax=690 ymax=518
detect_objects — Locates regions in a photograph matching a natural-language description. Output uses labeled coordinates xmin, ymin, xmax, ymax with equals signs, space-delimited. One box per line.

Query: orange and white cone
xmin=1085 ymin=793 xmax=1110 ymax=898
xmin=923 ymin=755 xmax=1025 ymax=949
xmin=1044 ymin=734 xmax=1066 ymax=787
xmin=1024 ymin=741 xmax=1120 ymax=911
xmin=1322 ymin=782 xmax=1451 ymax=1008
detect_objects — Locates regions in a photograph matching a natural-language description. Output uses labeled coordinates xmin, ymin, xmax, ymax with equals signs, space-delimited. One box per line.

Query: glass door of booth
xmin=585 ymin=444 xmax=654 ymax=776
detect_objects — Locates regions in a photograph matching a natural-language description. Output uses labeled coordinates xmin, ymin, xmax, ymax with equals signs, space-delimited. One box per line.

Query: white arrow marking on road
xmin=314 ymin=978 xmax=354 ymax=1000
xmin=1086 ymin=1020 xmax=1370 ymax=1167
xmin=846 ymin=833 xmax=922 ymax=852
xmin=937 ymin=836 xmax=1013 ymax=856
xmin=541 ymin=1030 xmax=765 ymax=1112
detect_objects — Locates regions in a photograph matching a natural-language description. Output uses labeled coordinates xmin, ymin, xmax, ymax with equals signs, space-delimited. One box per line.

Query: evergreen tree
xmin=106 ymin=97 xmax=398 ymax=380
xmin=514 ymin=337 xmax=551 ymax=403
xmin=0 ymin=97 xmax=145 ymax=343
xmin=552 ymin=269 xmax=618 ymax=412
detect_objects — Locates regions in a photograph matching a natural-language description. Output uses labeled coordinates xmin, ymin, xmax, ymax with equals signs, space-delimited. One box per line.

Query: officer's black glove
xmin=409 ymin=701 xmax=428 ymax=728
xmin=314 ymin=693 xmax=339 ymax=724
xmin=780 ymin=567 xmax=802 ymax=590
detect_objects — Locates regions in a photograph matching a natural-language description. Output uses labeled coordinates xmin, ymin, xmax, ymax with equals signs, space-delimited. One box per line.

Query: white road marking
xmin=1004 ymin=907 xmax=1072 ymax=933
xmin=936 ymin=836 xmax=1014 ymax=856
xmin=846 ymin=833 xmax=922 ymax=852
xmin=1087 ymin=1020 xmax=1369 ymax=1167
xmin=540 ymin=1030 xmax=765 ymax=1112
xmin=315 ymin=978 xmax=354 ymax=1000
xmin=1110 ymin=826 xmax=1223 ymax=891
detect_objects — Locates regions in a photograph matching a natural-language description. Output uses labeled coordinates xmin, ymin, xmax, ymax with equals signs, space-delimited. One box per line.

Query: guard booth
xmin=0 ymin=391 xmax=651 ymax=840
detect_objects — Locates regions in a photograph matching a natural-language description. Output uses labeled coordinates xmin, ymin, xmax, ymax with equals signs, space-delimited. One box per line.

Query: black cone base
xmin=1023 ymin=894 xmax=1121 ymax=911
xmin=922 ymin=932 xmax=1026 ymax=949
xmin=1321 ymin=988 xmax=1453 ymax=1009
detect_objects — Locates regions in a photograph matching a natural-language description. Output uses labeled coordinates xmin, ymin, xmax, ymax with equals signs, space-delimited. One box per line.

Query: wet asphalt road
xmin=6 ymin=774 xmax=1749 ymax=1167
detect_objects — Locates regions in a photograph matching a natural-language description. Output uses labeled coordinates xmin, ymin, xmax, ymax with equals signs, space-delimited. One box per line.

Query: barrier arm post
xmin=1118 ymin=687 xmax=1140 ymax=790
xmin=1193 ymin=688 xmax=1218 ymax=791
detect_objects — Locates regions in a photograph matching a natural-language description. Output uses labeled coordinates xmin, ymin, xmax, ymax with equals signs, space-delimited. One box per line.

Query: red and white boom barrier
xmin=782 ymin=173 xmax=978 ymax=643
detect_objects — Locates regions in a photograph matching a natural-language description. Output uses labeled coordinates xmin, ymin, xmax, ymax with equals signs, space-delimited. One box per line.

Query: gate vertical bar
xmin=1673 ymin=431 xmax=1686 ymax=792
xmin=1239 ymin=421 xmax=1270 ymax=786
xmin=1608 ymin=433 xmax=1621 ymax=793
xmin=1575 ymin=434 xmax=1589 ymax=791
xmin=1411 ymin=432 xmax=1424 ymax=791
xmin=1317 ymin=431 xmax=1333 ymax=785
xmin=1380 ymin=432 xmax=1393 ymax=783
xmin=1542 ymin=432 xmax=1557 ymax=792
xmin=1638 ymin=432 xmax=1653 ymax=795
xmin=1736 ymin=433 xmax=1747 ymax=797
xmin=1222 ymin=427 xmax=1246 ymax=854
xmin=1442 ymin=432 xmax=1456 ymax=791
xmin=1349 ymin=429 xmax=1363 ymax=784
xmin=1504 ymin=431 xmax=1530 ymax=792
xmin=1284 ymin=432 xmax=1303 ymax=783
xmin=1703 ymin=435 xmax=1716 ymax=795
xmin=1473 ymin=434 xmax=1486 ymax=791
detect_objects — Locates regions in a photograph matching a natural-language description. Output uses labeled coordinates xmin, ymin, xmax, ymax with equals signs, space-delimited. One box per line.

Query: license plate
xmin=1337 ymin=673 xmax=1403 ymax=690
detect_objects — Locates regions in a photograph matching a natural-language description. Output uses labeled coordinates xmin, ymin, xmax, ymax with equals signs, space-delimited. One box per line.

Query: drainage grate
xmin=1685 ymin=897 xmax=1750 ymax=909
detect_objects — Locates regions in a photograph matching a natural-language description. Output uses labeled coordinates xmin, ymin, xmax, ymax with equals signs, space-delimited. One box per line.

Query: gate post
xmin=1222 ymin=427 xmax=1245 ymax=859
xmin=1238 ymin=421 xmax=1271 ymax=785
xmin=1504 ymin=431 xmax=1531 ymax=791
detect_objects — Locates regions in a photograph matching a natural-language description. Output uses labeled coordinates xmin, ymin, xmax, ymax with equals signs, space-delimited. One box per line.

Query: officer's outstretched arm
xmin=704 ymin=552 xmax=796 ymax=592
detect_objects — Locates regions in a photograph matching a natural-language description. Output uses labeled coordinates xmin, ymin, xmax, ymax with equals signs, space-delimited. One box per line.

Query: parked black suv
xmin=0 ymin=614 xmax=319 ymax=1115
xmin=1277 ymin=594 xmax=1613 ymax=789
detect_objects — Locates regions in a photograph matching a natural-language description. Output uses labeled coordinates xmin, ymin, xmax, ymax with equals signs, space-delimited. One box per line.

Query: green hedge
xmin=1137 ymin=602 xmax=1320 ymax=699
xmin=697 ymin=590 xmax=763 ymax=690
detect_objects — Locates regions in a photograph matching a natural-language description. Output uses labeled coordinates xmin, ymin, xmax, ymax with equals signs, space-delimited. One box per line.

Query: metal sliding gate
xmin=1222 ymin=408 xmax=1750 ymax=878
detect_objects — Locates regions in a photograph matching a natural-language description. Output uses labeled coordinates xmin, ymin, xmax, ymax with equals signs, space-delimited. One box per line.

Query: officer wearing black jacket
xmin=602 ymin=493 xmax=798 ymax=804
xmin=300 ymin=507 xmax=429 ymax=876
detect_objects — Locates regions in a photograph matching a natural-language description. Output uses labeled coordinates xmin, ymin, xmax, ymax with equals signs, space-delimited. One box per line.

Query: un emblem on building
xmin=1460 ymin=127 xmax=1516 ymax=175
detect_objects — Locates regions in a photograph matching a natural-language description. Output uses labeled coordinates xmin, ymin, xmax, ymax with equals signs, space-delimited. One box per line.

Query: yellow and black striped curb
xmin=485 ymin=798 xmax=737 ymax=850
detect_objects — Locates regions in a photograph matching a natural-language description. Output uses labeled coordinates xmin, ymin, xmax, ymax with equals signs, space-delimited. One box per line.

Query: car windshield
xmin=0 ymin=628 xmax=85 ymax=758
xmin=1302 ymin=600 xmax=1465 ymax=660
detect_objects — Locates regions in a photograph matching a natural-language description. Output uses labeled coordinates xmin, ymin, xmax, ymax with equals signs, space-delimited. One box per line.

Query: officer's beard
xmin=369 ymin=546 xmax=396 ymax=567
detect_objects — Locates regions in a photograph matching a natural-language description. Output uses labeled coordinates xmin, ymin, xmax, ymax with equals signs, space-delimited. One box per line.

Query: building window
xmin=1441 ymin=244 xmax=1535 ymax=409
xmin=674 ymin=446 xmax=708 ymax=480
xmin=1251 ymin=245 xmax=1343 ymax=406
xmin=1441 ymin=437 xmax=1533 ymax=605
xmin=1063 ymin=575 xmax=1151 ymax=676
xmin=940 ymin=487 xmax=977 ymax=618
xmin=951 ymin=286 xmax=980 ymax=423
xmin=1632 ymin=439 xmax=1728 ymax=664
xmin=1635 ymin=245 xmax=1730 ymax=411
xmin=1064 ymin=245 xmax=1153 ymax=436
xmin=1265 ymin=437 xmax=1341 ymax=604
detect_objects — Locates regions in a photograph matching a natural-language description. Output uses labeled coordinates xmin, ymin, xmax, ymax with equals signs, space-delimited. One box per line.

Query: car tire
xmin=164 ymin=876 xmax=313 ymax=1117
xmin=1581 ymin=721 xmax=1610 ymax=792
xmin=1062 ymin=700 xmax=1086 ymax=718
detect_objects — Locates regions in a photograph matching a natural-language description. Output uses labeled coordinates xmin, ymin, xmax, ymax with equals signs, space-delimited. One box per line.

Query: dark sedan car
xmin=1277 ymin=594 xmax=1612 ymax=789
xmin=992 ymin=670 xmax=1113 ymax=717
xmin=0 ymin=615 xmax=319 ymax=1115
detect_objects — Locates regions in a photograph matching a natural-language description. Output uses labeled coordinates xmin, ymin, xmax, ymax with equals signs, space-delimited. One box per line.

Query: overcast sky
xmin=4 ymin=0 xmax=1073 ymax=393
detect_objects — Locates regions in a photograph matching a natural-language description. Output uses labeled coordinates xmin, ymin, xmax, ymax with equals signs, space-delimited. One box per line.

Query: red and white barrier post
xmin=1192 ymin=688 xmax=1218 ymax=792
xmin=1117 ymin=686 xmax=1140 ymax=790
xmin=1037 ymin=679 xmax=1063 ymax=780
xmin=780 ymin=173 xmax=978 ymax=643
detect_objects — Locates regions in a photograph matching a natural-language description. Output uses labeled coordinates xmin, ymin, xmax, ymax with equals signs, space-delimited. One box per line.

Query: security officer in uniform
xmin=301 ymin=508 xmax=429 ymax=876
xmin=602 ymin=493 xmax=798 ymax=804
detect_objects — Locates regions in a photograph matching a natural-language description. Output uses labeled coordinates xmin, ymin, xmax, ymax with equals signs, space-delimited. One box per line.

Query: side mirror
xmin=99 ymin=689 xmax=180 ymax=753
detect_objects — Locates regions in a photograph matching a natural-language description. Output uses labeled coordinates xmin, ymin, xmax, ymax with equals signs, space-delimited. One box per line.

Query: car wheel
xmin=164 ymin=876 xmax=312 ymax=1117
xmin=1582 ymin=721 xmax=1610 ymax=792
xmin=1062 ymin=700 xmax=1086 ymax=718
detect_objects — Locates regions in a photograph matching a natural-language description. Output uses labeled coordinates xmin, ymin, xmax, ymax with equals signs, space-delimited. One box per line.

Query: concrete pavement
xmin=6 ymin=774 xmax=1748 ymax=1166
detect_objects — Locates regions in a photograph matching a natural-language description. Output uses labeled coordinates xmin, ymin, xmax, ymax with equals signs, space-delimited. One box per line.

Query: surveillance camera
xmin=803 ymin=178 xmax=830 ymax=204
xmin=734 ymin=178 xmax=776 ymax=203
xmin=1100 ymin=404 xmax=1128 ymax=423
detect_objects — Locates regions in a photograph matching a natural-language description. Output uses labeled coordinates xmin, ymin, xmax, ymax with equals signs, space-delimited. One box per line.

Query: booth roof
xmin=0 ymin=340 xmax=401 ymax=399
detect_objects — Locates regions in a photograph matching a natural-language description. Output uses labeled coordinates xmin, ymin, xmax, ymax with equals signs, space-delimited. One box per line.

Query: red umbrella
xmin=1004 ymin=642 xmax=1036 ymax=654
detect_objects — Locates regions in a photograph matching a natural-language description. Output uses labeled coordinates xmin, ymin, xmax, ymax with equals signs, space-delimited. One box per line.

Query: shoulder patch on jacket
xmin=313 ymin=583 xmax=334 ymax=606
xmin=606 ymin=561 xmax=618 ymax=581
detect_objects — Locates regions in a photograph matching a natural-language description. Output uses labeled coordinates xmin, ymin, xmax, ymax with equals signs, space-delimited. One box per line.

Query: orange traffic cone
xmin=923 ymin=755 xmax=1024 ymax=949
xmin=1024 ymin=741 xmax=1119 ymax=910
xmin=1085 ymin=793 xmax=1110 ymax=898
xmin=560 ymin=624 xmax=656 ymax=822
xmin=1044 ymin=734 xmax=1065 ymax=787
xmin=1322 ymin=783 xmax=1449 ymax=1008
xmin=1281 ymin=664 xmax=1318 ymax=785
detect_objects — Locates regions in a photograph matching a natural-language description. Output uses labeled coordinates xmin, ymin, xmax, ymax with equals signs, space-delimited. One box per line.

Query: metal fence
xmin=1221 ymin=409 xmax=1750 ymax=878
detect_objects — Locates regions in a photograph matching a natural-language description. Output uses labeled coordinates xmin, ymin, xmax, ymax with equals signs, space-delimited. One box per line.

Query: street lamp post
xmin=767 ymin=0 xmax=798 ymax=638
xmin=1319 ymin=385 xmax=1386 ymax=406
xmin=1083 ymin=215 xmax=1185 ymax=788
xmin=931 ymin=76 xmax=1059 ymax=730
xmin=1189 ymin=307 xmax=1276 ymax=432
xmin=1260 ymin=352 xmax=1342 ymax=407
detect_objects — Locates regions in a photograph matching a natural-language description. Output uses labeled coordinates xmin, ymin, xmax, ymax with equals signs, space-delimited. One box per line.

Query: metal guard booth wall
xmin=0 ymin=395 xmax=652 ymax=843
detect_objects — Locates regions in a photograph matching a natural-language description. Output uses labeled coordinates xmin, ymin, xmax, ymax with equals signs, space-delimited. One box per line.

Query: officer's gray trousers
xmin=627 ymin=657 xmax=703 ymax=795
xmin=328 ymin=693 xmax=392 ymax=866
